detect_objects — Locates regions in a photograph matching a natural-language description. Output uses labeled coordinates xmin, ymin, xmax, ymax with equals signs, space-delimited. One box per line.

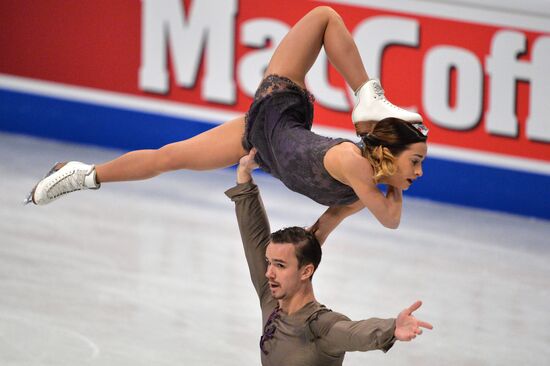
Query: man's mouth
xmin=269 ymin=282 xmax=280 ymax=289
xmin=407 ymin=178 xmax=413 ymax=185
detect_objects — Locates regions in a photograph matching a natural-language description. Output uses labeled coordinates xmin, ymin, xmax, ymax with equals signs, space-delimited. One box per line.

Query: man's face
xmin=265 ymin=242 xmax=308 ymax=300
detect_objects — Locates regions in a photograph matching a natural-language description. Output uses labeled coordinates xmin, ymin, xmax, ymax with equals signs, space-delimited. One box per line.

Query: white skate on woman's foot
xmin=25 ymin=161 xmax=100 ymax=205
xmin=352 ymin=79 xmax=423 ymax=136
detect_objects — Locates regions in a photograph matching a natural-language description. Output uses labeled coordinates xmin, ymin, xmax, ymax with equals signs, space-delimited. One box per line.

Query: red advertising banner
xmin=1 ymin=0 xmax=549 ymax=163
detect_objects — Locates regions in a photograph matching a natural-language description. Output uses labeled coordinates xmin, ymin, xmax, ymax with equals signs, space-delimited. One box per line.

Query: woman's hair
xmin=360 ymin=118 xmax=428 ymax=183
xmin=270 ymin=226 xmax=321 ymax=280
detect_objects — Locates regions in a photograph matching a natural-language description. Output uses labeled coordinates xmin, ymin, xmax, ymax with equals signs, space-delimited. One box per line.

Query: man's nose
xmin=265 ymin=265 xmax=274 ymax=279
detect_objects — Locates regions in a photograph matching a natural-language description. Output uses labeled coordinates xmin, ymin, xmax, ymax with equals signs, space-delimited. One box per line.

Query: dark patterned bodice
xmin=243 ymin=75 xmax=358 ymax=206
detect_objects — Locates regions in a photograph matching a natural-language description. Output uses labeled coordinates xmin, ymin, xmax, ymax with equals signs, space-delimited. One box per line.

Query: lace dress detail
xmin=242 ymin=74 xmax=358 ymax=206
xmin=253 ymin=74 xmax=315 ymax=104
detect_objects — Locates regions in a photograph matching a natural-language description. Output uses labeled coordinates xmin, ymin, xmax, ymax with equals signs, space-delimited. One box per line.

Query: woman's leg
xmin=95 ymin=8 xmax=364 ymax=183
xmin=265 ymin=6 xmax=368 ymax=91
xmin=267 ymin=6 xmax=422 ymax=135
xmin=96 ymin=116 xmax=246 ymax=183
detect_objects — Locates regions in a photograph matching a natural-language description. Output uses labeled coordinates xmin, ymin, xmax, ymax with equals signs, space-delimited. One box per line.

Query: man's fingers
xmin=418 ymin=321 xmax=433 ymax=330
xmin=407 ymin=300 xmax=422 ymax=314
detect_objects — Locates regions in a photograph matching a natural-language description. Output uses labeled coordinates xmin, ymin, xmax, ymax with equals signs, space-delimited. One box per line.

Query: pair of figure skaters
xmin=27 ymin=7 xmax=432 ymax=363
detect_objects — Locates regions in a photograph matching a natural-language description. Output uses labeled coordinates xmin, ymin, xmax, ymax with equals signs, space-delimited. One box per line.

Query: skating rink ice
xmin=1 ymin=132 xmax=549 ymax=366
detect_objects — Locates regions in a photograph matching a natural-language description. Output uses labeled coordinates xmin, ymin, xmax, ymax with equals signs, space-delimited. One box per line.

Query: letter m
xmin=139 ymin=0 xmax=237 ymax=104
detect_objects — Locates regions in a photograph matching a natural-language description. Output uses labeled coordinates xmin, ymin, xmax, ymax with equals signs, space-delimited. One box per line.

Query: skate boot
xmin=24 ymin=161 xmax=100 ymax=205
xmin=351 ymin=79 xmax=423 ymax=136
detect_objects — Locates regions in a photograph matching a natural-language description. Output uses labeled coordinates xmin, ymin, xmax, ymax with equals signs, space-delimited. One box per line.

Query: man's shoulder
xmin=305 ymin=304 xmax=350 ymax=340
xmin=315 ymin=308 xmax=350 ymax=326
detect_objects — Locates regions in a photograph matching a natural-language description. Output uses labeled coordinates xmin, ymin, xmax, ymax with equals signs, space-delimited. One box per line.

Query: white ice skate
xmin=351 ymin=79 xmax=423 ymax=136
xmin=24 ymin=161 xmax=100 ymax=205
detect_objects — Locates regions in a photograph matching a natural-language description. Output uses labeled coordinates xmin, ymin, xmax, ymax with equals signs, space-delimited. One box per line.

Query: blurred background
xmin=1 ymin=0 xmax=549 ymax=365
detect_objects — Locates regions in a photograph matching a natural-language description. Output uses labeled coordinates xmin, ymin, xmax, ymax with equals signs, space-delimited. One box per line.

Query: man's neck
xmin=279 ymin=285 xmax=316 ymax=315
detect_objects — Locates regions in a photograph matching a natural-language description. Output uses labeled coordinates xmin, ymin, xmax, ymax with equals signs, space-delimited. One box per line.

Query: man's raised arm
xmin=224 ymin=149 xmax=271 ymax=301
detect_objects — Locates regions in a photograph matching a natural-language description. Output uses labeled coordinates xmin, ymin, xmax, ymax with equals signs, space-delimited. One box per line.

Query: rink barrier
xmin=1 ymin=87 xmax=548 ymax=221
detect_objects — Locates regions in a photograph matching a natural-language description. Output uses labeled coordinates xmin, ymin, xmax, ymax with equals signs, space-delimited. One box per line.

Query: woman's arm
xmin=309 ymin=200 xmax=365 ymax=245
xmin=325 ymin=144 xmax=403 ymax=229
xmin=346 ymin=165 xmax=402 ymax=229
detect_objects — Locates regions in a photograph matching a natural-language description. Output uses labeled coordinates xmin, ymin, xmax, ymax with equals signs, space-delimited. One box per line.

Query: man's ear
xmin=300 ymin=263 xmax=315 ymax=281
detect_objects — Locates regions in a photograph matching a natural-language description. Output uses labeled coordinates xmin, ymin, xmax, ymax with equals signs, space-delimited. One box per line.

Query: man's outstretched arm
xmin=318 ymin=300 xmax=433 ymax=355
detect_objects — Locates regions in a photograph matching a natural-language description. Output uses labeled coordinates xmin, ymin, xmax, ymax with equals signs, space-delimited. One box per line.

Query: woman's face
xmin=385 ymin=142 xmax=428 ymax=190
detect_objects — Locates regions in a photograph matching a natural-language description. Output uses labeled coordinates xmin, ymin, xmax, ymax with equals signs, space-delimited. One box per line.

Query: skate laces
xmin=372 ymin=82 xmax=400 ymax=109
xmin=47 ymin=169 xmax=88 ymax=199
xmin=372 ymin=81 xmax=384 ymax=97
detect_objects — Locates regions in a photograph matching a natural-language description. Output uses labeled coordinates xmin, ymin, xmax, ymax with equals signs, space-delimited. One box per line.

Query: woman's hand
xmin=306 ymin=219 xmax=325 ymax=245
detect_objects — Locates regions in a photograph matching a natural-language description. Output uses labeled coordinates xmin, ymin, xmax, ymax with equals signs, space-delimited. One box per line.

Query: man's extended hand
xmin=394 ymin=301 xmax=433 ymax=341
xmin=237 ymin=148 xmax=259 ymax=184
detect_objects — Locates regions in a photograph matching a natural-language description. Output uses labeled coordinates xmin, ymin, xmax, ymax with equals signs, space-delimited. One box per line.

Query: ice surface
xmin=1 ymin=132 xmax=548 ymax=365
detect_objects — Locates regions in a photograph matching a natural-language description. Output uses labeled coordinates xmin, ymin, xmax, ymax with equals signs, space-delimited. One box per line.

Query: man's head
xmin=265 ymin=227 xmax=322 ymax=300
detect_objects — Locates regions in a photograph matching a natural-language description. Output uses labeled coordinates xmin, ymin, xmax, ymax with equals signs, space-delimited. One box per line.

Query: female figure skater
xmin=27 ymin=6 xmax=428 ymax=242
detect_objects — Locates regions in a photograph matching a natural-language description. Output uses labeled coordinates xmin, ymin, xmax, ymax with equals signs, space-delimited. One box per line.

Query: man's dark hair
xmin=270 ymin=227 xmax=322 ymax=277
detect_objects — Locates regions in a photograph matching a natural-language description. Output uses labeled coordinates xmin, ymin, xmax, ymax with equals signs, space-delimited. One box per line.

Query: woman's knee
xmin=311 ymin=6 xmax=342 ymax=21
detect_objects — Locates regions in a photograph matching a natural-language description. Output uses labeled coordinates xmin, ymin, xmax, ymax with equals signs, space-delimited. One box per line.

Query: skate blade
xmin=22 ymin=162 xmax=62 ymax=205
xmin=23 ymin=189 xmax=35 ymax=205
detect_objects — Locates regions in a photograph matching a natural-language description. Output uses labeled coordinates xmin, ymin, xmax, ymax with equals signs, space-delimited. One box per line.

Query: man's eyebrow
xmin=266 ymin=257 xmax=287 ymax=264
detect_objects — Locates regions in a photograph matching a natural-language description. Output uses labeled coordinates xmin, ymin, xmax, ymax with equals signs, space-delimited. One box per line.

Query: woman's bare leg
xmin=95 ymin=7 xmax=368 ymax=183
xmin=97 ymin=7 xmax=366 ymax=183
xmin=95 ymin=116 xmax=246 ymax=183
xmin=265 ymin=6 xmax=368 ymax=91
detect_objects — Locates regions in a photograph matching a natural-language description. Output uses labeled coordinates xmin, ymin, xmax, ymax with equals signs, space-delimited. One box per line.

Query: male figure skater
xmin=225 ymin=149 xmax=433 ymax=365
